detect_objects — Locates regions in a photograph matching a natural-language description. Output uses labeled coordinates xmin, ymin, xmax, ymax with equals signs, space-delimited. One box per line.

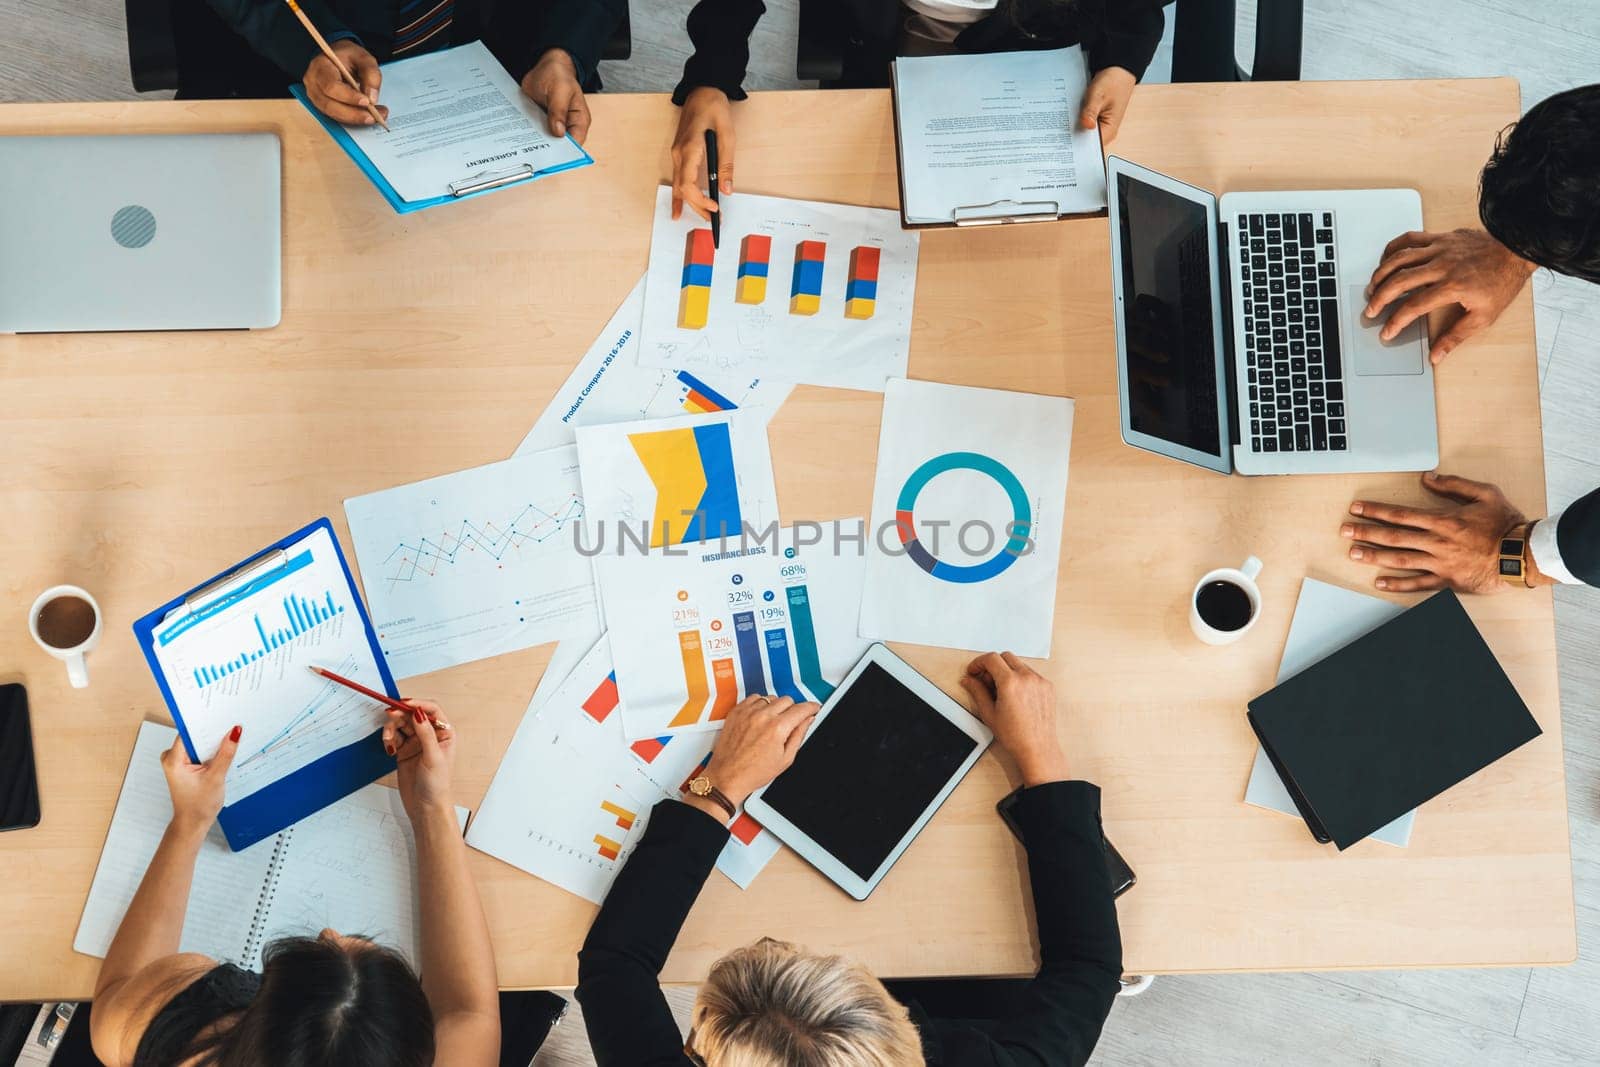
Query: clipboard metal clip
xmin=951 ymin=199 xmax=1062 ymax=227
xmin=449 ymin=163 xmax=536 ymax=198
xmin=170 ymin=549 xmax=290 ymax=623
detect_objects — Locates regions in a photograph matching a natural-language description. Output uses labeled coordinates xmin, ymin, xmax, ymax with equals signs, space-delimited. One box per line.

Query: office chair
xmin=1172 ymin=0 xmax=1303 ymax=82
xmin=125 ymin=0 xmax=632 ymax=96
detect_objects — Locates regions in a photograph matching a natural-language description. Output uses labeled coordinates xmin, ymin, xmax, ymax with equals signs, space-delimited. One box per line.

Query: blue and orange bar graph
xmin=583 ymin=671 xmax=619 ymax=724
xmin=193 ymin=589 xmax=344 ymax=689
xmin=630 ymin=735 xmax=673 ymax=763
xmin=790 ymin=240 xmax=825 ymax=316
xmin=735 ymin=234 xmax=770 ymax=304
xmin=845 ymin=245 xmax=879 ymax=320
xmin=677 ymin=370 xmax=737 ymax=415
xmin=679 ymin=228 xmax=714 ymax=329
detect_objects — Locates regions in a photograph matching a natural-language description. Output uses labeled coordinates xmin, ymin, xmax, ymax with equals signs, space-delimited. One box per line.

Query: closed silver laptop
xmin=0 ymin=133 xmax=281 ymax=333
xmin=1107 ymin=156 xmax=1438 ymax=476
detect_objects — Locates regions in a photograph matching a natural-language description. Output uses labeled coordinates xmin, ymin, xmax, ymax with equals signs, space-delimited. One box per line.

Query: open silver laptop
xmin=0 ymin=133 xmax=280 ymax=333
xmin=1107 ymin=156 xmax=1437 ymax=475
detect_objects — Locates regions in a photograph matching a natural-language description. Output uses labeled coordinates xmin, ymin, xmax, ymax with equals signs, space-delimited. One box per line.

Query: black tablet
xmin=746 ymin=645 xmax=991 ymax=899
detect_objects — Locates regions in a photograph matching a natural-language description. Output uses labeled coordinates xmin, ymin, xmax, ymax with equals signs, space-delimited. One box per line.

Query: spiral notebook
xmin=74 ymin=722 xmax=467 ymax=970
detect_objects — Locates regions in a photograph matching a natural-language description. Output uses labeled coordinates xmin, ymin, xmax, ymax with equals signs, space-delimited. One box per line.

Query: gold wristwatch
xmin=685 ymin=775 xmax=737 ymax=821
xmin=1498 ymin=523 xmax=1531 ymax=586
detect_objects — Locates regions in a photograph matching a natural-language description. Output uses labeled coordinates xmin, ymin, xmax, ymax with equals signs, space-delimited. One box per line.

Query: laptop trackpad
xmin=1346 ymin=284 xmax=1425 ymax=376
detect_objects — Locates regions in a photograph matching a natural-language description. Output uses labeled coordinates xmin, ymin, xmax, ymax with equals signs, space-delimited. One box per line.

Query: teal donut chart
xmin=894 ymin=451 xmax=1031 ymax=584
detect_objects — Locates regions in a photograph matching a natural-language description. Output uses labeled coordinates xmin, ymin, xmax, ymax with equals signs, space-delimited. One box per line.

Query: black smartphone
xmin=996 ymin=786 xmax=1135 ymax=897
xmin=0 ymin=684 xmax=41 ymax=832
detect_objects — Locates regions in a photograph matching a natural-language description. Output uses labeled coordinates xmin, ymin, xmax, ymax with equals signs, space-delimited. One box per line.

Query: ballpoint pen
xmin=705 ymin=128 xmax=721 ymax=248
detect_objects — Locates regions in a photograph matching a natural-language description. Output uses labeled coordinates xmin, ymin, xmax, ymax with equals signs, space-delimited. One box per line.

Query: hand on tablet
xmin=961 ymin=653 xmax=1069 ymax=787
xmin=700 ymin=695 xmax=818 ymax=808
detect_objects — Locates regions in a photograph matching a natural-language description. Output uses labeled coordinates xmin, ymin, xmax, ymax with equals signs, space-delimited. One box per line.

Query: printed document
xmin=345 ymin=40 xmax=588 ymax=203
xmin=893 ymin=48 xmax=1107 ymax=224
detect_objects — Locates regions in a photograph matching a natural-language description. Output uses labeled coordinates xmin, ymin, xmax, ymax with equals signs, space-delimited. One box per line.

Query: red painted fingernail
xmin=229 ymin=725 xmax=242 ymax=742
xmin=413 ymin=707 xmax=424 ymax=723
xmin=385 ymin=743 xmax=395 ymax=756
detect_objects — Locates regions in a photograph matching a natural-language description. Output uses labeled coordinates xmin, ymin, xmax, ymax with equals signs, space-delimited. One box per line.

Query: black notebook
xmin=1247 ymin=590 xmax=1541 ymax=850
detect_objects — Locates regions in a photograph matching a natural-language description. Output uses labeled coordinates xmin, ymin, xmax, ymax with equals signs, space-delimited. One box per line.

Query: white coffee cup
xmin=1190 ymin=557 xmax=1263 ymax=645
xmin=28 ymin=585 xmax=103 ymax=688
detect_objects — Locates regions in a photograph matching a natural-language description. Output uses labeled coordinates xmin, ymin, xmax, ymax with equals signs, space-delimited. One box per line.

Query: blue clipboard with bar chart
xmin=132 ymin=517 xmax=398 ymax=851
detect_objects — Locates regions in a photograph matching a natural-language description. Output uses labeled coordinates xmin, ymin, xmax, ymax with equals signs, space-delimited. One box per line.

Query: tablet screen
xmin=759 ymin=662 xmax=981 ymax=880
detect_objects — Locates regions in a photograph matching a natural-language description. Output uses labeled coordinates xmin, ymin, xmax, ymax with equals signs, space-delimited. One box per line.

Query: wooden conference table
xmin=0 ymin=78 xmax=1575 ymax=1001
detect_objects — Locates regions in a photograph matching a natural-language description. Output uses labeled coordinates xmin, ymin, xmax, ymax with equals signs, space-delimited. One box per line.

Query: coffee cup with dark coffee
xmin=28 ymin=585 xmax=103 ymax=688
xmin=1189 ymin=558 xmax=1263 ymax=646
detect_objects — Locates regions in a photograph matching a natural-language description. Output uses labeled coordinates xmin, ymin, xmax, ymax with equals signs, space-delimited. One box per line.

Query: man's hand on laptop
xmin=1363 ymin=228 xmax=1536 ymax=365
xmin=1341 ymin=472 xmax=1527 ymax=594
xmin=304 ymin=39 xmax=389 ymax=127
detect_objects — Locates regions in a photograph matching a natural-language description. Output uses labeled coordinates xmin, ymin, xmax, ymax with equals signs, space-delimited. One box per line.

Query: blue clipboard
xmin=289 ymin=83 xmax=593 ymax=215
xmin=132 ymin=517 xmax=398 ymax=851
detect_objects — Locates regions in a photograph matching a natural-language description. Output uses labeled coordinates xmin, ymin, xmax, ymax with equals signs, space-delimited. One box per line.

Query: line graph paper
xmin=345 ymin=446 xmax=600 ymax=680
xmin=381 ymin=496 xmax=584 ymax=587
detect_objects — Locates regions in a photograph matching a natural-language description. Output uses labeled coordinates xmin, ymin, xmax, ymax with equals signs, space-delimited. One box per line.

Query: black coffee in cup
xmin=1195 ymin=580 xmax=1254 ymax=632
xmin=36 ymin=594 xmax=97 ymax=650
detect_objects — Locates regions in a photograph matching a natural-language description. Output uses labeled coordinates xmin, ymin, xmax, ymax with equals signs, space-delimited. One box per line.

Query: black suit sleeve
xmin=486 ymin=0 xmax=627 ymax=87
xmin=672 ymin=0 xmax=768 ymax=104
xmin=576 ymin=800 xmax=728 ymax=1066
xmin=1087 ymin=0 xmax=1166 ymax=80
xmin=926 ymin=781 xmax=1124 ymax=1067
xmin=204 ymin=0 xmax=356 ymax=79
xmin=1554 ymin=486 xmax=1600 ymax=586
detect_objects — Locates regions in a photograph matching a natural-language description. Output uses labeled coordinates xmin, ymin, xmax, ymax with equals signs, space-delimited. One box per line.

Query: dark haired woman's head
xmin=203 ymin=930 xmax=434 ymax=1067
xmin=1479 ymin=84 xmax=1600 ymax=284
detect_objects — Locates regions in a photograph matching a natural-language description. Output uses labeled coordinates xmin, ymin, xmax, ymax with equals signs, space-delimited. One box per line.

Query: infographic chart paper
xmin=859 ymin=379 xmax=1073 ymax=658
xmin=344 ymin=446 xmax=599 ymax=679
xmin=466 ymin=637 xmax=658 ymax=902
xmin=465 ymin=635 xmax=782 ymax=899
xmin=515 ymin=278 xmax=791 ymax=456
xmin=149 ymin=525 xmax=389 ymax=806
xmin=575 ymin=409 xmax=779 ymax=550
xmin=638 ymin=187 xmax=920 ymax=392
xmin=595 ymin=525 xmax=871 ymax=739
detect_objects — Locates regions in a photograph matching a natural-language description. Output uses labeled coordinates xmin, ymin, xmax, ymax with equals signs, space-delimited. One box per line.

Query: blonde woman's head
xmin=688 ymin=938 xmax=924 ymax=1067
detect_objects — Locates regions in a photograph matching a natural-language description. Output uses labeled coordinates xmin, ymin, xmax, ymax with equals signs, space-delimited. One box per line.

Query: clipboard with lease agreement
xmin=292 ymin=40 xmax=593 ymax=214
xmin=889 ymin=47 xmax=1108 ymax=229
xmin=132 ymin=518 xmax=399 ymax=851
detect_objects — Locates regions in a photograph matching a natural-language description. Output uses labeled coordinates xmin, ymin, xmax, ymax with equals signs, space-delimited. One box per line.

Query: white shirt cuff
xmin=1529 ymin=511 xmax=1584 ymax=586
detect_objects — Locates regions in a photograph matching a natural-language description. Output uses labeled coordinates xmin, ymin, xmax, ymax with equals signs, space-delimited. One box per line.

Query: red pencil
xmin=309 ymin=664 xmax=409 ymax=712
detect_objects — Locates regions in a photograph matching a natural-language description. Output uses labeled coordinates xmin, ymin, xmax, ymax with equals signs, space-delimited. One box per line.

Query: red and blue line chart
xmin=345 ymin=447 xmax=600 ymax=680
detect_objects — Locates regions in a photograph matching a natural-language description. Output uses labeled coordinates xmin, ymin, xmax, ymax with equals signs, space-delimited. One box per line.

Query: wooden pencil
xmin=283 ymin=0 xmax=390 ymax=131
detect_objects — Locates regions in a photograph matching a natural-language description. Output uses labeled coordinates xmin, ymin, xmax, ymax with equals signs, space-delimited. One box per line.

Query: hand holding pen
xmin=308 ymin=665 xmax=450 ymax=756
xmin=670 ymin=86 xmax=735 ymax=222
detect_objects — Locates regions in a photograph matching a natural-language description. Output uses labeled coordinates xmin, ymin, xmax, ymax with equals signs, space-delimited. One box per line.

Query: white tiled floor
xmin=3 ymin=2 xmax=1596 ymax=1063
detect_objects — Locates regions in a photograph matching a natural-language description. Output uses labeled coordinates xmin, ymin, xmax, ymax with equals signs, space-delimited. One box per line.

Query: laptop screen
xmin=1114 ymin=172 xmax=1223 ymax=460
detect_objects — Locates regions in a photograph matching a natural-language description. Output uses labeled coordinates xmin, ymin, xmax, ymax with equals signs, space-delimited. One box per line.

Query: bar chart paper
xmin=515 ymin=277 xmax=791 ymax=457
xmin=638 ymin=187 xmax=920 ymax=392
xmin=466 ymin=634 xmax=784 ymax=899
xmin=343 ymin=446 xmax=599 ymax=679
xmin=595 ymin=524 xmax=871 ymax=739
xmin=149 ymin=524 xmax=390 ymax=806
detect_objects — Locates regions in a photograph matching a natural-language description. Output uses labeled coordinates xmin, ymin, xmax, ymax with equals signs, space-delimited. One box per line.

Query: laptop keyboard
xmin=1237 ymin=211 xmax=1347 ymax=454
